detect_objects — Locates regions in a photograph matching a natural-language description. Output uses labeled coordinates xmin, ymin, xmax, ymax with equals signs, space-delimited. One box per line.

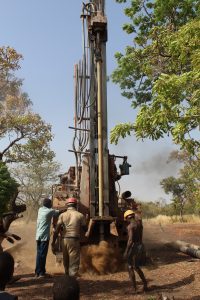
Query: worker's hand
xmin=51 ymin=242 xmax=56 ymax=255
xmin=85 ymin=231 xmax=89 ymax=238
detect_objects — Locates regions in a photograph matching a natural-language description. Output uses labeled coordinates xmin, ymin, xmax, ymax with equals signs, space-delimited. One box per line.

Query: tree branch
xmin=1 ymin=131 xmax=24 ymax=158
xmin=142 ymin=1 xmax=152 ymax=19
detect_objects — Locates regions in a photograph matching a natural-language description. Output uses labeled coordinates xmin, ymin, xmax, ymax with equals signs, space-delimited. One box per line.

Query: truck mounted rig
xmin=52 ymin=0 xmax=135 ymax=253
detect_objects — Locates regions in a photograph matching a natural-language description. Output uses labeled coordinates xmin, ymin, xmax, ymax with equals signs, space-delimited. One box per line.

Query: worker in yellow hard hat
xmin=123 ymin=209 xmax=147 ymax=293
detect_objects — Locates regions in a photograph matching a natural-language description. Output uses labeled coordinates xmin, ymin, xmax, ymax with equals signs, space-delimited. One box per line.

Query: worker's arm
xmin=51 ymin=215 xmax=63 ymax=254
xmin=58 ymin=208 xmax=67 ymax=215
xmin=124 ymin=224 xmax=134 ymax=258
xmin=52 ymin=223 xmax=62 ymax=244
xmin=52 ymin=208 xmax=65 ymax=217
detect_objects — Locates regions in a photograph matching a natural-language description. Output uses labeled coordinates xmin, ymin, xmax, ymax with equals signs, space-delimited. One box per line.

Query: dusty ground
xmin=3 ymin=220 xmax=200 ymax=300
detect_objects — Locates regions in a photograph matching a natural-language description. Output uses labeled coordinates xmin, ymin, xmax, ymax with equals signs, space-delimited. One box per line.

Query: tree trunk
xmin=179 ymin=198 xmax=184 ymax=222
xmin=179 ymin=207 xmax=183 ymax=222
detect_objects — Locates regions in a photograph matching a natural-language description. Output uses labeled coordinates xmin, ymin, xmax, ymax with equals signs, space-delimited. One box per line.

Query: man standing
xmin=123 ymin=209 xmax=147 ymax=293
xmin=51 ymin=197 xmax=87 ymax=276
xmin=35 ymin=198 xmax=59 ymax=277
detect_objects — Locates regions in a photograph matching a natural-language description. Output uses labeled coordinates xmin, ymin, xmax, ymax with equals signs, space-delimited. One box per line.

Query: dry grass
xmin=145 ymin=214 xmax=200 ymax=225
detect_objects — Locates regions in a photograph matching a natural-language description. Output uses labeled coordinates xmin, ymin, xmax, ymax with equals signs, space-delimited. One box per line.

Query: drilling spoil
xmin=80 ymin=241 xmax=121 ymax=274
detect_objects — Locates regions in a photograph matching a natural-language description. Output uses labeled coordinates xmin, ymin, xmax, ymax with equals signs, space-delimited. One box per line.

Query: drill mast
xmin=73 ymin=0 xmax=109 ymax=220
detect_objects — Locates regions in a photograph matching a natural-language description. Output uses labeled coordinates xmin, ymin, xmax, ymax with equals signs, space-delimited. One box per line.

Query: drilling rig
xmin=52 ymin=0 xmax=134 ymax=252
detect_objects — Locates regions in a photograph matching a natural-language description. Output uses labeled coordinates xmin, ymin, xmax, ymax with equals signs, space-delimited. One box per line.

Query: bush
xmin=145 ymin=214 xmax=200 ymax=225
xmin=0 ymin=162 xmax=18 ymax=215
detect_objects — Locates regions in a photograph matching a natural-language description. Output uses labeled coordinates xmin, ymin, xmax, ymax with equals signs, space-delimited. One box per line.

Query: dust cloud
xmin=4 ymin=220 xmax=36 ymax=273
xmin=80 ymin=241 xmax=121 ymax=275
xmin=3 ymin=221 xmax=121 ymax=276
xmin=3 ymin=220 xmax=64 ymax=275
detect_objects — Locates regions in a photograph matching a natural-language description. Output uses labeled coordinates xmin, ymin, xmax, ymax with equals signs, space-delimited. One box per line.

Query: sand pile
xmin=80 ymin=241 xmax=121 ymax=274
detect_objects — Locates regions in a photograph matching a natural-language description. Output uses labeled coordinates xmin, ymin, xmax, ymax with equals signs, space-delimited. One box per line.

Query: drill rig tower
xmin=53 ymin=0 xmax=131 ymax=245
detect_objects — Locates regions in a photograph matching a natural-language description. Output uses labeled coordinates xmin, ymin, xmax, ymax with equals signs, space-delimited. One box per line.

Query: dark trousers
xmin=35 ymin=240 xmax=49 ymax=275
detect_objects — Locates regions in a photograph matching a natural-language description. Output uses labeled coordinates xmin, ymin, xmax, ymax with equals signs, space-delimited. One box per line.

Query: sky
xmin=0 ymin=0 xmax=181 ymax=202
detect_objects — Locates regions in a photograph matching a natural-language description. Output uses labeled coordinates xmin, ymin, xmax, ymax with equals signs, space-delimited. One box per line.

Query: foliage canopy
xmin=0 ymin=46 xmax=56 ymax=216
xmin=0 ymin=47 xmax=54 ymax=163
xmin=11 ymin=159 xmax=60 ymax=220
xmin=161 ymin=150 xmax=200 ymax=216
xmin=111 ymin=0 xmax=200 ymax=153
xmin=0 ymin=161 xmax=18 ymax=215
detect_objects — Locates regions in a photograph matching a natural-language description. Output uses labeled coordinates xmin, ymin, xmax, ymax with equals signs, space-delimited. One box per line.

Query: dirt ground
xmin=3 ymin=220 xmax=200 ymax=300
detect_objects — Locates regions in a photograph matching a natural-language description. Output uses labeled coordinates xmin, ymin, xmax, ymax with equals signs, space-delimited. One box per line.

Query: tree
xmin=161 ymin=148 xmax=200 ymax=217
xmin=11 ymin=159 xmax=60 ymax=221
xmin=0 ymin=161 xmax=18 ymax=216
xmin=0 ymin=47 xmax=22 ymax=73
xmin=0 ymin=95 xmax=54 ymax=163
xmin=160 ymin=176 xmax=187 ymax=219
xmin=111 ymin=0 xmax=200 ymax=154
xmin=0 ymin=47 xmax=54 ymax=163
xmin=168 ymin=150 xmax=200 ymax=213
xmin=0 ymin=46 xmax=23 ymax=102
xmin=0 ymin=45 xmax=56 ymax=226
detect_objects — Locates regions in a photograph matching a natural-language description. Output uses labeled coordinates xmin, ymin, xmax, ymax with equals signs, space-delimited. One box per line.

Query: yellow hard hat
xmin=124 ymin=210 xmax=135 ymax=220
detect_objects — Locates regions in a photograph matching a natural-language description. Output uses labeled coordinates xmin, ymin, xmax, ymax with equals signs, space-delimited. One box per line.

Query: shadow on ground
xmin=80 ymin=274 xmax=195 ymax=297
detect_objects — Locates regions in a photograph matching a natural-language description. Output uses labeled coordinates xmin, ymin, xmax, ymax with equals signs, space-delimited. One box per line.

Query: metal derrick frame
xmin=71 ymin=0 xmax=109 ymax=220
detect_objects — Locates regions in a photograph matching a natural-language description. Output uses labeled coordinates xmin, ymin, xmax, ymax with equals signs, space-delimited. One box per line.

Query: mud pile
xmin=80 ymin=241 xmax=121 ymax=274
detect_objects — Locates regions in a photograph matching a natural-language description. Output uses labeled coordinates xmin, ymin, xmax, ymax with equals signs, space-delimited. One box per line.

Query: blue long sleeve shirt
xmin=36 ymin=206 xmax=59 ymax=241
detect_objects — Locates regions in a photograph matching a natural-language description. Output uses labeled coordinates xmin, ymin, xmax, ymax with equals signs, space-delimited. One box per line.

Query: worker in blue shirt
xmin=35 ymin=198 xmax=59 ymax=277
